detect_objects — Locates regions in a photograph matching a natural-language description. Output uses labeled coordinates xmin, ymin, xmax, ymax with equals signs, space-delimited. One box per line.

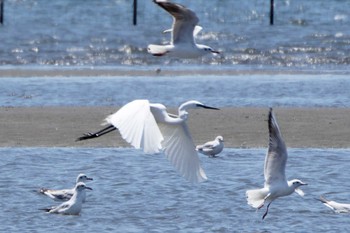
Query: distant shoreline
xmin=1 ymin=106 xmax=350 ymax=148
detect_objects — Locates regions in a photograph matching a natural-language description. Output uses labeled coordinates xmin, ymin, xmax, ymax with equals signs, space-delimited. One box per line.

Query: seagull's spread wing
xmin=264 ymin=109 xmax=287 ymax=187
xmin=105 ymin=100 xmax=163 ymax=154
xmin=154 ymin=0 xmax=199 ymax=45
xmin=160 ymin=122 xmax=207 ymax=183
xmin=163 ymin=25 xmax=202 ymax=38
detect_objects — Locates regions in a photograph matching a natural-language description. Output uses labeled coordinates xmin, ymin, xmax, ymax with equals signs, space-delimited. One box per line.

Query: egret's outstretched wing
xmin=105 ymin=100 xmax=163 ymax=154
xmin=160 ymin=122 xmax=207 ymax=183
xmin=264 ymin=108 xmax=287 ymax=187
xmin=154 ymin=0 xmax=199 ymax=45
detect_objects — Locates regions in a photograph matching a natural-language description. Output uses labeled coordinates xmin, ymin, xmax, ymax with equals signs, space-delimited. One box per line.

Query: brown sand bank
xmin=1 ymin=107 xmax=350 ymax=148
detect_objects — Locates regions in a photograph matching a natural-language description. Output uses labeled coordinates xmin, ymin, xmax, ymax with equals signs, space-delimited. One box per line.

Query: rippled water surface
xmin=0 ymin=0 xmax=349 ymax=70
xmin=1 ymin=74 xmax=350 ymax=107
xmin=1 ymin=148 xmax=350 ymax=232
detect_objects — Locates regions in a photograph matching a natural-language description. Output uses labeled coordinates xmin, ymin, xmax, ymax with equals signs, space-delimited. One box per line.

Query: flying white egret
xmin=196 ymin=136 xmax=224 ymax=157
xmin=39 ymin=174 xmax=93 ymax=202
xmin=77 ymin=99 xmax=220 ymax=183
xmin=317 ymin=196 xmax=350 ymax=213
xmin=246 ymin=108 xmax=307 ymax=219
xmin=40 ymin=182 xmax=92 ymax=215
xmin=147 ymin=0 xmax=220 ymax=58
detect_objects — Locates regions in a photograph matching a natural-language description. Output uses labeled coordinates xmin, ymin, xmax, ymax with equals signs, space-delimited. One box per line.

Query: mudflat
xmin=1 ymin=106 xmax=350 ymax=148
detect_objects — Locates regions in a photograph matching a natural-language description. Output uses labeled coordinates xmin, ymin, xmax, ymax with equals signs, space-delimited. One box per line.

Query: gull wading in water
xmin=196 ymin=136 xmax=224 ymax=157
xmin=317 ymin=196 xmax=350 ymax=213
xmin=147 ymin=0 xmax=220 ymax=58
xmin=40 ymin=182 xmax=92 ymax=215
xmin=39 ymin=173 xmax=93 ymax=202
xmin=77 ymin=99 xmax=220 ymax=183
xmin=246 ymin=108 xmax=307 ymax=220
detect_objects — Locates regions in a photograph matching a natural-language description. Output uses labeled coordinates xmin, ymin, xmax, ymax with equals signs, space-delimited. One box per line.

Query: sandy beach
xmin=1 ymin=106 xmax=349 ymax=148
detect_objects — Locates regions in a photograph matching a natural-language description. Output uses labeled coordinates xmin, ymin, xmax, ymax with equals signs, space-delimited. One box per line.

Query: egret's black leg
xmin=76 ymin=124 xmax=117 ymax=141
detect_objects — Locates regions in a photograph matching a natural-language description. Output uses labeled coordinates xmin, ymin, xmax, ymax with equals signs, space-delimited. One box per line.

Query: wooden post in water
xmin=0 ymin=0 xmax=4 ymax=25
xmin=133 ymin=0 xmax=137 ymax=25
xmin=270 ymin=0 xmax=274 ymax=25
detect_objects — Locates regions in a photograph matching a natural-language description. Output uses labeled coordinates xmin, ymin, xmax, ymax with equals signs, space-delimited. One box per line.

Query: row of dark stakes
xmin=0 ymin=0 xmax=274 ymax=26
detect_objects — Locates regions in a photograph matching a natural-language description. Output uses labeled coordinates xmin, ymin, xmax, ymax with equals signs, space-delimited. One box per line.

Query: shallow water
xmin=1 ymin=147 xmax=350 ymax=232
xmin=1 ymin=74 xmax=350 ymax=108
xmin=1 ymin=0 xmax=349 ymax=71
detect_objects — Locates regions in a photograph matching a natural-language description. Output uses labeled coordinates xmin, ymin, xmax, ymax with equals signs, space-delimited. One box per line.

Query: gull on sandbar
xmin=196 ymin=136 xmax=224 ymax=157
xmin=147 ymin=0 xmax=220 ymax=58
xmin=39 ymin=173 xmax=93 ymax=202
xmin=246 ymin=108 xmax=307 ymax=219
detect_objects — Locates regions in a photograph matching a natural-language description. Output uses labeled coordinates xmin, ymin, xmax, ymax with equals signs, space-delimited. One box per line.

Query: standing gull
xmin=147 ymin=0 xmax=219 ymax=58
xmin=317 ymin=196 xmax=350 ymax=213
xmin=196 ymin=136 xmax=224 ymax=157
xmin=39 ymin=173 xmax=93 ymax=202
xmin=40 ymin=182 xmax=92 ymax=215
xmin=77 ymin=99 xmax=220 ymax=183
xmin=246 ymin=108 xmax=307 ymax=219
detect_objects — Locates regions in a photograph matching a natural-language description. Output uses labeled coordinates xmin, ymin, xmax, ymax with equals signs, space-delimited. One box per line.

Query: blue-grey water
xmin=0 ymin=0 xmax=349 ymax=71
xmin=1 ymin=0 xmax=350 ymax=232
xmin=1 ymin=74 xmax=350 ymax=107
xmin=1 ymin=147 xmax=350 ymax=232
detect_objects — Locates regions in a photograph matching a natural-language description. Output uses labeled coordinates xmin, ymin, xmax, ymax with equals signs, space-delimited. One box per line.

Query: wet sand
xmin=1 ymin=106 xmax=350 ymax=148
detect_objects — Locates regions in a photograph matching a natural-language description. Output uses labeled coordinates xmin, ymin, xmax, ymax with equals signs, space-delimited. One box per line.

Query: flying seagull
xmin=246 ymin=108 xmax=307 ymax=219
xmin=147 ymin=0 xmax=219 ymax=58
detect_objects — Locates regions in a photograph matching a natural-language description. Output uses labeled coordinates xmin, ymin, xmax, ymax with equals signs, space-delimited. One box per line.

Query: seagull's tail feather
xmin=246 ymin=188 xmax=267 ymax=209
xmin=195 ymin=145 xmax=203 ymax=151
xmin=147 ymin=44 xmax=168 ymax=56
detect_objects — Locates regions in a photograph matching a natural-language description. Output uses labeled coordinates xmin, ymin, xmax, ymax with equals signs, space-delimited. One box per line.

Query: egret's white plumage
xmin=196 ymin=136 xmax=224 ymax=157
xmin=39 ymin=174 xmax=93 ymax=202
xmin=317 ymin=196 xmax=350 ymax=213
xmin=147 ymin=0 xmax=219 ymax=58
xmin=246 ymin=108 xmax=307 ymax=219
xmin=104 ymin=100 xmax=219 ymax=183
xmin=41 ymin=182 xmax=92 ymax=215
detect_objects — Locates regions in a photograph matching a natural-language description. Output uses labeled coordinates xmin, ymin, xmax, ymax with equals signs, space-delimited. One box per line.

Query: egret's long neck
xmin=178 ymin=107 xmax=189 ymax=120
